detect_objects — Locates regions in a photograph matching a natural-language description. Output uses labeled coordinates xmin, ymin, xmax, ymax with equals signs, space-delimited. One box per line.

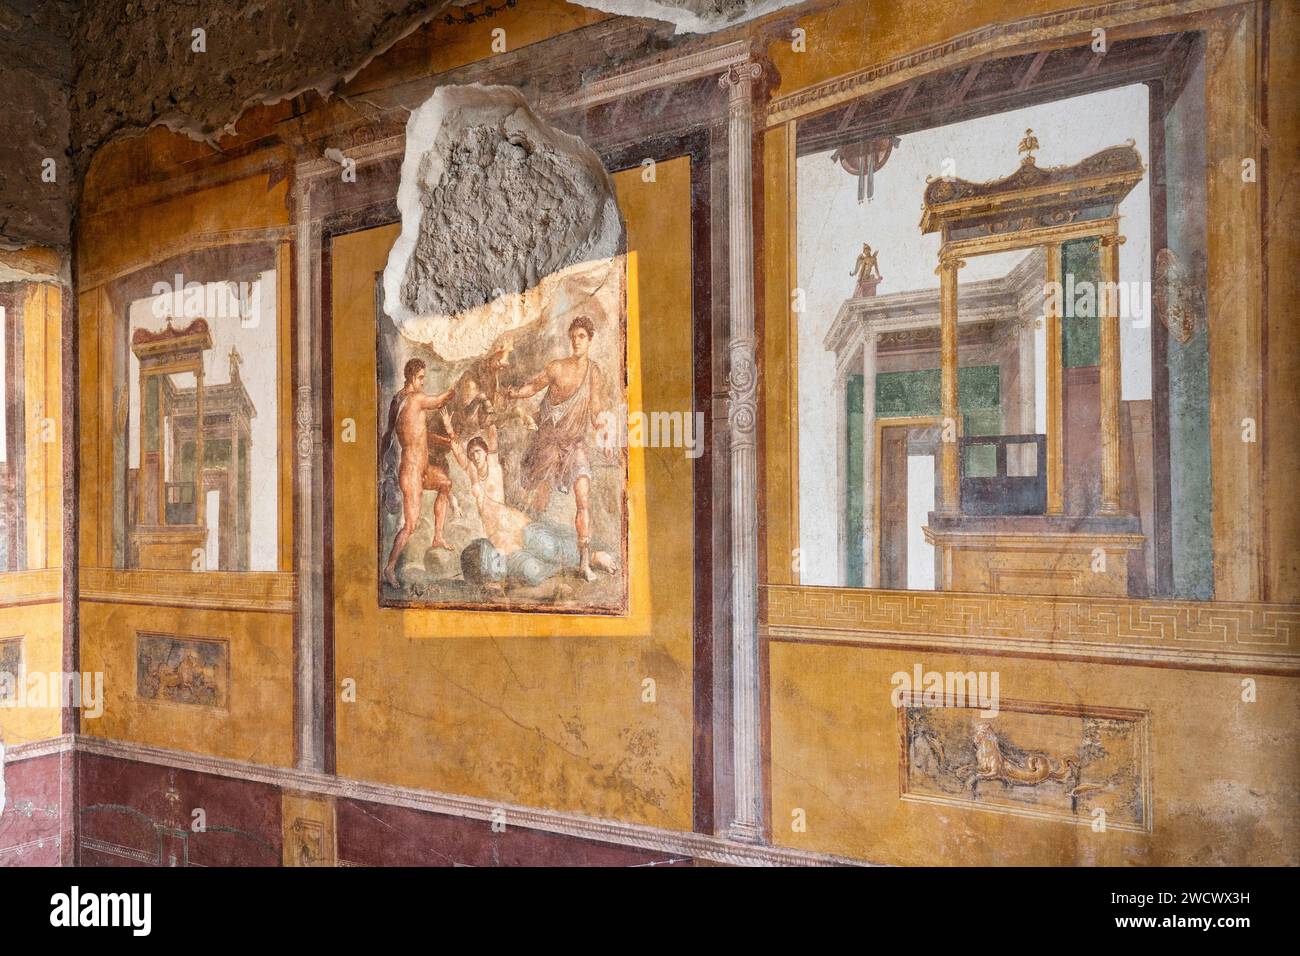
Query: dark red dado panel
xmin=0 ymin=750 xmax=70 ymax=866
xmin=335 ymin=798 xmax=689 ymax=867
xmin=73 ymin=752 xmax=693 ymax=866
xmin=76 ymin=754 xmax=280 ymax=866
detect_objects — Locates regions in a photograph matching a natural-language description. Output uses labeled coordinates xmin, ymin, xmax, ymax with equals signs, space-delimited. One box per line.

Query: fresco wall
xmin=29 ymin=0 xmax=1298 ymax=866
xmin=0 ymin=250 xmax=72 ymax=865
xmin=762 ymin=0 xmax=1299 ymax=864
xmin=0 ymin=271 xmax=66 ymax=735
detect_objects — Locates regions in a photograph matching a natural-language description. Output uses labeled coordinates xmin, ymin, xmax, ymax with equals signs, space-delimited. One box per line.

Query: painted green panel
xmin=205 ymin=439 xmax=231 ymax=467
xmin=179 ymin=438 xmax=232 ymax=480
xmin=875 ymin=368 xmax=938 ymax=418
xmin=1062 ymin=238 xmax=1101 ymax=368
xmin=1168 ymin=312 xmax=1213 ymax=599
xmin=957 ymin=366 xmax=1001 ymax=411
xmin=845 ymin=374 xmax=864 ymax=588
xmin=141 ymin=376 xmax=159 ymax=453
xmin=874 ymin=366 xmax=1000 ymax=417
xmin=963 ymin=406 xmax=1002 ymax=436
xmin=961 ymin=406 xmax=1003 ymax=478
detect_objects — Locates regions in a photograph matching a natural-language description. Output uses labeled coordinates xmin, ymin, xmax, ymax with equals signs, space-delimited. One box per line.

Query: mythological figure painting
xmin=376 ymin=257 xmax=628 ymax=614
xmin=797 ymin=50 xmax=1215 ymax=602
xmin=136 ymin=633 xmax=229 ymax=709
xmin=900 ymin=698 xmax=1151 ymax=832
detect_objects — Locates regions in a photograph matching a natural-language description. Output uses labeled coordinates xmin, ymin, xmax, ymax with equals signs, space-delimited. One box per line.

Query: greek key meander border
xmin=79 ymin=568 xmax=298 ymax=614
xmin=2 ymin=736 xmax=867 ymax=867
xmin=764 ymin=0 xmax=1228 ymax=126
xmin=765 ymin=586 xmax=1300 ymax=671
xmin=0 ymin=568 xmax=62 ymax=606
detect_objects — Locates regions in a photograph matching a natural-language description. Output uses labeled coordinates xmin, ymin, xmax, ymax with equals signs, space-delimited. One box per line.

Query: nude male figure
xmin=503 ymin=315 xmax=612 ymax=581
xmin=380 ymin=357 xmax=455 ymax=588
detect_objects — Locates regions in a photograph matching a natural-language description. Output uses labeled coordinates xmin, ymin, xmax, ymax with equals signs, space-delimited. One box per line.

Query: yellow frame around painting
xmin=332 ymin=224 xmax=654 ymax=640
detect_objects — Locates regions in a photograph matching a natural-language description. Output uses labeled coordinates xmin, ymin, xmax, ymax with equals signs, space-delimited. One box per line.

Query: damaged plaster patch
xmin=70 ymin=1 xmax=455 ymax=169
xmin=566 ymin=0 xmax=804 ymax=34
xmin=398 ymin=256 xmax=623 ymax=367
xmin=0 ymin=0 xmax=74 ymax=250
xmin=383 ymin=84 xmax=622 ymax=358
xmin=0 ymin=262 xmax=64 ymax=285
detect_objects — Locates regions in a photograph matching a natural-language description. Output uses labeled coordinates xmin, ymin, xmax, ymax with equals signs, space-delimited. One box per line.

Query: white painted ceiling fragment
xmin=567 ymin=0 xmax=805 ymax=35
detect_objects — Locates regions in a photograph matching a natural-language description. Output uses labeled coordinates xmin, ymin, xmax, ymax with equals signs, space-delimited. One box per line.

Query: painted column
xmin=155 ymin=373 xmax=166 ymax=525
xmin=937 ymin=254 xmax=964 ymax=514
xmin=860 ymin=330 xmax=877 ymax=585
xmin=1007 ymin=305 xmax=1038 ymax=485
xmin=294 ymin=182 xmax=325 ymax=773
xmin=195 ymin=364 xmax=205 ymax=532
xmin=1016 ymin=315 xmax=1036 ymax=436
xmin=719 ymin=60 xmax=764 ymax=844
xmin=229 ymin=401 xmax=240 ymax=570
xmin=1098 ymin=232 xmax=1125 ymax=515
xmin=1205 ymin=6 xmax=1263 ymax=601
xmin=1044 ymin=241 xmax=1064 ymax=515
xmin=833 ymin=367 xmax=847 ymax=584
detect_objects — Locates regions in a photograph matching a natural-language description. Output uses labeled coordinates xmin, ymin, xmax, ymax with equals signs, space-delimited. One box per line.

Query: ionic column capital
xmin=719 ymin=61 xmax=763 ymax=94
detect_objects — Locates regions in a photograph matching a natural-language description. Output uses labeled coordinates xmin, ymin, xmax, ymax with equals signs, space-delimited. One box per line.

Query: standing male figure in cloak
xmin=504 ymin=315 xmax=612 ymax=581
xmin=380 ymin=357 xmax=455 ymax=589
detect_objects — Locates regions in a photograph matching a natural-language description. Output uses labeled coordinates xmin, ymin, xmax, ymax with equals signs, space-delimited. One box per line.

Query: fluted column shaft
xmin=719 ymin=61 xmax=763 ymax=843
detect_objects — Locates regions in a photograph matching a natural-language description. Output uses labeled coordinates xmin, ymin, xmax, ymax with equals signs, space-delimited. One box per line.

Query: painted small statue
xmin=1018 ymin=128 xmax=1040 ymax=164
xmin=850 ymin=242 xmax=883 ymax=297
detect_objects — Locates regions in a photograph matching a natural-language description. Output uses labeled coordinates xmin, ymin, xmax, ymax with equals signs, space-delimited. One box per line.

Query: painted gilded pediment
xmin=921 ymin=140 xmax=1145 ymax=236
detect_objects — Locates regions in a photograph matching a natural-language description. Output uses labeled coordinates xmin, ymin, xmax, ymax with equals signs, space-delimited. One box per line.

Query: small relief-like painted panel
xmin=282 ymin=792 xmax=336 ymax=867
xmin=135 ymin=632 xmax=229 ymax=709
xmin=899 ymin=695 xmax=1151 ymax=832
xmin=0 ymin=636 xmax=21 ymax=704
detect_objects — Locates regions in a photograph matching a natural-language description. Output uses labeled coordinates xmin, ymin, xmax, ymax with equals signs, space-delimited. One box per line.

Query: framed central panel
xmin=375 ymin=259 xmax=629 ymax=615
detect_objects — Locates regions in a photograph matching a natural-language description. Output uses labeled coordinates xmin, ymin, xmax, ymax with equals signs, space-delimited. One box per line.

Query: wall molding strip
xmin=48 ymin=735 xmax=866 ymax=867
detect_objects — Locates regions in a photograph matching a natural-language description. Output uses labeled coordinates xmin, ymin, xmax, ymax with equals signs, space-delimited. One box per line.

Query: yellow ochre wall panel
xmin=75 ymin=163 xmax=298 ymax=762
xmin=770 ymin=641 xmax=1299 ymax=865
xmin=762 ymin=122 xmax=797 ymax=587
xmin=762 ymin=0 xmax=1298 ymax=866
xmin=1 ymin=279 xmax=64 ymax=747
xmin=77 ymin=169 xmax=290 ymax=287
xmin=78 ymin=601 xmax=295 ymax=766
xmin=0 ymin=600 xmax=64 ymax=745
xmin=22 ymin=282 xmax=62 ymax=571
xmin=332 ymin=158 xmax=696 ymax=827
xmin=74 ymin=284 xmax=119 ymax=570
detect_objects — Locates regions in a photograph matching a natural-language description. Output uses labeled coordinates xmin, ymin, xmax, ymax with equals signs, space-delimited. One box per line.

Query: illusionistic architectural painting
xmin=0 ymin=0 xmax=1295 ymax=893
xmin=800 ymin=82 xmax=1207 ymax=601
